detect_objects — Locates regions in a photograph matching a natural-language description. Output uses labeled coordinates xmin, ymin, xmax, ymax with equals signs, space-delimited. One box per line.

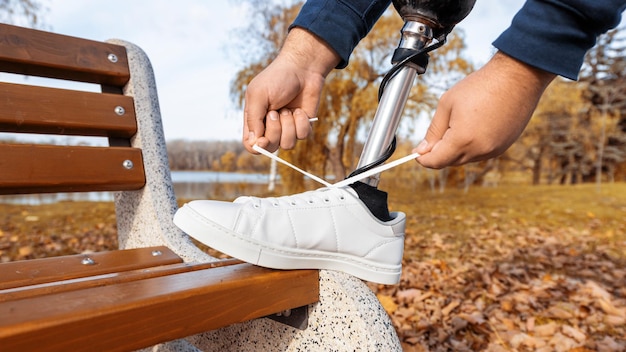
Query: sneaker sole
xmin=173 ymin=204 xmax=402 ymax=285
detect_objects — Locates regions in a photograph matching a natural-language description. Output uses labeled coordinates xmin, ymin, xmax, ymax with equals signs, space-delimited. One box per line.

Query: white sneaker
xmin=173 ymin=186 xmax=406 ymax=285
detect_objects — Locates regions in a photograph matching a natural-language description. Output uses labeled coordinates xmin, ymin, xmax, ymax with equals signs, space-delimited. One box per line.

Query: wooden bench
xmin=0 ymin=23 xmax=319 ymax=352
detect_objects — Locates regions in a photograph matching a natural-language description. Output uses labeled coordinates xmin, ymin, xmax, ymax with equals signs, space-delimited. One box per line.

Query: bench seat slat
xmin=0 ymin=144 xmax=145 ymax=194
xmin=0 ymin=264 xmax=319 ymax=352
xmin=0 ymin=23 xmax=129 ymax=86
xmin=0 ymin=258 xmax=243 ymax=302
xmin=0 ymin=82 xmax=137 ymax=137
xmin=0 ymin=246 xmax=180 ymax=290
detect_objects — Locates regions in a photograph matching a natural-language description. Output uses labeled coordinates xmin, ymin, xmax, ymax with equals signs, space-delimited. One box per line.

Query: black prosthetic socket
xmin=349 ymin=181 xmax=393 ymax=222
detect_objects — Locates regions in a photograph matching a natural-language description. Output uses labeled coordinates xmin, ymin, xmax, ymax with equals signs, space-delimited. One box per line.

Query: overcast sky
xmin=15 ymin=0 xmax=528 ymax=142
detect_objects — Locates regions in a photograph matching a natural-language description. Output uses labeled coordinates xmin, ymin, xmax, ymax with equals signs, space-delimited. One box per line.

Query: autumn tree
xmin=230 ymin=1 xmax=474 ymax=192
xmin=579 ymin=27 xmax=626 ymax=184
xmin=507 ymin=27 xmax=626 ymax=186
xmin=219 ymin=150 xmax=238 ymax=172
xmin=0 ymin=0 xmax=46 ymax=27
xmin=511 ymin=79 xmax=588 ymax=184
xmin=236 ymin=151 xmax=271 ymax=173
xmin=229 ymin=0 xmax=299 ymax=103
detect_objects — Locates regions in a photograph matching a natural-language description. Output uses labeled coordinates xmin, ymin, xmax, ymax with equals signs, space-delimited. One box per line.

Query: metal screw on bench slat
xmin=82 ymin=257 xmax=95 ymax=265
xmin=107 ymin=53 xmax=118 ymax=63
xmin=114 ymin=106 xmax=126 ymax=116
xmin=122 ymin=160 xmax=134 ymax=170
xmin=151 ymin=250 xmax=162 ymax=256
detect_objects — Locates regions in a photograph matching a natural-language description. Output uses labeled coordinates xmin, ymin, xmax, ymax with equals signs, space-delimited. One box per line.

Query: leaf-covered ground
xmin=1 ymin=183 xmax=625 ymax=351
xmin=380 ymin=183 xmax=626 ymax=351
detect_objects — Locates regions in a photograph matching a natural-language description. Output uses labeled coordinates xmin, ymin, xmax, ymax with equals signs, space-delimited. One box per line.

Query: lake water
xmin=0 ymin=171 xmax=277 ymax=205
xmin=171 ymin=170 xmax=272 ymax=184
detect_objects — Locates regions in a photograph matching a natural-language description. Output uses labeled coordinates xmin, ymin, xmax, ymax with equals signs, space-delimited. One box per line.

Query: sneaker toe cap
xmin=183 ymin=200 xmax=244 ymax=231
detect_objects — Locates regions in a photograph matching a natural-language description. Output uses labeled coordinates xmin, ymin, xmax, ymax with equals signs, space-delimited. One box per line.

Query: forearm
xmin=490 ymin=51 xmax=556 ymax=96
xmin=280 ymin=27 xmax=341 ymax=78
xmin=290 ymin=0 xmax=391 ymax=68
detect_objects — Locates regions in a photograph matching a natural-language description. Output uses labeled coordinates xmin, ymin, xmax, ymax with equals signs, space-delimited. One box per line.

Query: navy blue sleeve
xmin=290 ymin=0 xmax=391 ymax=69
xmin=493 ymin=0 xmax=626 ymax=80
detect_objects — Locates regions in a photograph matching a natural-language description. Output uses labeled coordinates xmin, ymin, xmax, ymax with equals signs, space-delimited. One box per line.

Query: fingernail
xmin=248 ymin=131 xmax=256 ymax=144
xmin=417 ymin=140 xmax=428 ymax=150
xmin=269 ymin=111 xmax=279 ymax=121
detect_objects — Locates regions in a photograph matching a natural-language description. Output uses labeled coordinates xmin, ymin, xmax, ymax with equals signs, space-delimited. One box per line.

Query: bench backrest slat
xmin=0 ymin=24 xmax=147 ymax=195
xmin=0 ymin=82 xmax=137 ymax=137
xmin=0 ymin=23 xmax=129 ymax=85
xmin=0 ymin=144 xmax=145 ymax=194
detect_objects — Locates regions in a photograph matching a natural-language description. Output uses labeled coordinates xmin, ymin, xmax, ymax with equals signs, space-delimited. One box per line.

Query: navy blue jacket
xmin=291 ymin=0 xmax=626 ymax=79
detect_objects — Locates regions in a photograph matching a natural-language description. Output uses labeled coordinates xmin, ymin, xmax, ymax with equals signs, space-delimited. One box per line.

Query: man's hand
xmin=416 ymin=51 xmax=556 ymax=168
xmin=243 ymin=28 xmax=340 ymax=153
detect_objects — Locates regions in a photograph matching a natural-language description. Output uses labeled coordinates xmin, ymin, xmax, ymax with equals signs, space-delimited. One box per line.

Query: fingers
xmin=262 ymin=110 xmax=282 ymax=152
xmin=278 ymin=109 xmax=297 ymax=149
xmin=293 ymin=108 xmax=313 ymax=140
xmin=260 ymin=108 xmax=314 ymax=152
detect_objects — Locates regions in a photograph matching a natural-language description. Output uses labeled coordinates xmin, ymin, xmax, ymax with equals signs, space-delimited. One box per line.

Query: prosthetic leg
xmin=349 ymin=0 xmax=476 ymax=220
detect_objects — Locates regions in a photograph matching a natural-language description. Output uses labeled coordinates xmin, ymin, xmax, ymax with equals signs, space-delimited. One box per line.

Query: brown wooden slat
xmin=0 ymin=144 xmax=145 ymax=194
xmin=0 ymin=265 xmax=319 ymax=352
xmin=0 ymin=23 xmax=129 ymax=86
xmin=0 ymin=246 xmax=181 ymax=290
xmin=0 ymin=82 xmax=137 ymax=137
xmin=0 ymin=258 xmax=244 ymax=302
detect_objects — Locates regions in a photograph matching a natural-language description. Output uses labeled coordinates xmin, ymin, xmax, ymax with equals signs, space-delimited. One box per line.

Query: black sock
xmin=349 ymin=181 xmax=393 ymax=222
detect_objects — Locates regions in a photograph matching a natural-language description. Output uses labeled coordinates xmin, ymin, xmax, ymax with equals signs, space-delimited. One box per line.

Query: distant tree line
xmin=166 ymin=139 xmax=271 ymax=173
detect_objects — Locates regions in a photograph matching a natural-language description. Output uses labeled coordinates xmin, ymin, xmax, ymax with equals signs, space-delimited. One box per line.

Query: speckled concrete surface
xmin=107 ymin=39 xmax=213 ymax=264
xmin=110 ymin=39 xmax=401 ymax=351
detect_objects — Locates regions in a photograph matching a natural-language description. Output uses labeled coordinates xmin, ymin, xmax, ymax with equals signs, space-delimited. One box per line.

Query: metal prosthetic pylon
xmin=354 ymin=0 xmax=476 ymax=187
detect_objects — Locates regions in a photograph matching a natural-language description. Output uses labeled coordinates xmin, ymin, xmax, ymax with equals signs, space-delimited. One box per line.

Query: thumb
xmin=415 ymin=139 xmax=430 ymax=155
xmin=243 ymin=93 xmax=268 ymax=151
xmin=416 ymin=100 xmax=451 ymax=153
xmin=414 ymin=101 xmax=457 ymax=169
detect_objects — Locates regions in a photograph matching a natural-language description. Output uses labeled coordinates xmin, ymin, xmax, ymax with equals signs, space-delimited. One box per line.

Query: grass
xmin=393 ymin=182 xmax=625 ymax=231
xmin=388 ymin=183 xmax=626 ymax=256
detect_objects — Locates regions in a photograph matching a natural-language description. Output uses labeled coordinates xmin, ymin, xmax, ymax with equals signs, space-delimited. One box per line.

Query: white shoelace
xmin=253 ymin=144 xmax=420 ymax=188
